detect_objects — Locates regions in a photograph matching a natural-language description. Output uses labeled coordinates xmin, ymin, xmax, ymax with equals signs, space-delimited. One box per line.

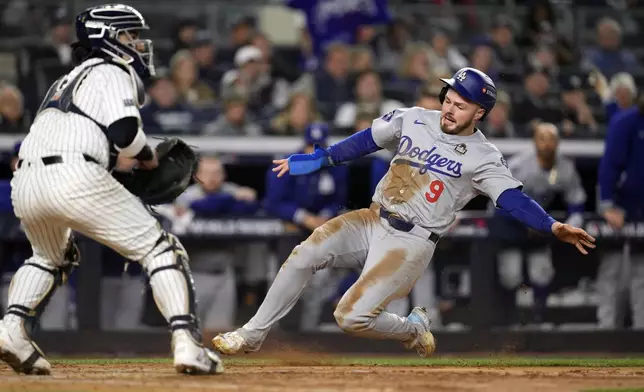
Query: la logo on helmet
xmin=456 ymin=70 xmax=467 ymax=82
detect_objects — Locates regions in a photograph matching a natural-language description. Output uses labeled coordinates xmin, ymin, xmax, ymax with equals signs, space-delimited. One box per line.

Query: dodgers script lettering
xmin=396 ymin=136 xmax=463 ymax=178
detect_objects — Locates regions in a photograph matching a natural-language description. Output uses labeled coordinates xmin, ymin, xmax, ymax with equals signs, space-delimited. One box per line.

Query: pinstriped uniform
xmin=13 ymin=57 xmax=158 ymax=265
xmin=5 ymin=58 xmax=190 ymax=329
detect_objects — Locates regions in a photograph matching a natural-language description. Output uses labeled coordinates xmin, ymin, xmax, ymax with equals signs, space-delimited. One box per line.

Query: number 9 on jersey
xmin=425 ymin=179 xmax=444 ymax=203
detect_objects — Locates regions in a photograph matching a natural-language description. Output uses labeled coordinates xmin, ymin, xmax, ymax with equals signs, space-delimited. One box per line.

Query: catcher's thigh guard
xmin=141 ymin=231 xmax=201 ymax=340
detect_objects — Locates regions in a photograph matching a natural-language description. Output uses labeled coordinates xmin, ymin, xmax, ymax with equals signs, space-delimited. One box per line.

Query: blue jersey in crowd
xmin=264 ymin=153 xmax=348 ymax=223
xmin=599 ymin=106 xmax=644 ymax=219
xmin=287 ymin=0 xmax=390 ymax=59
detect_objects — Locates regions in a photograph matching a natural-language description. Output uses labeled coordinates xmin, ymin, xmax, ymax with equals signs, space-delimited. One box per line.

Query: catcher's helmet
xmin=439 ymin=67 xmax=497 ymax=119
xmin=75 ymin=4 xmax=154 ymax=79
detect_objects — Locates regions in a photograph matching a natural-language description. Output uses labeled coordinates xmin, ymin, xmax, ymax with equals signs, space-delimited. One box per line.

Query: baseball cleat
xmin=0 ymin=321 xmax=51 ymax=375
xmin=173 ymin=332 xmax=224 ymax=375
xmin=212 ymin=330 xmax=258 ymax=355
xmin=405 ymin=307 xmax=436 ymax=357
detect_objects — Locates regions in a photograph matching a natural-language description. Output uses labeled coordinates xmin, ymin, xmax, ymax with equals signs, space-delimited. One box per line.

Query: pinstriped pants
xmin=11 ymin=156 xmax=160 ymax=266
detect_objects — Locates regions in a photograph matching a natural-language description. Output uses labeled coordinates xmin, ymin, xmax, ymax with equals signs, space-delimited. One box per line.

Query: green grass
xmin=49 ymin=356 xmax=644 ymax=367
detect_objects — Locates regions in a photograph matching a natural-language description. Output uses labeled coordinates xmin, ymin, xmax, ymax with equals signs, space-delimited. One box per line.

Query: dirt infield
xmin=1 ymin=358 xmax=644 ymax=392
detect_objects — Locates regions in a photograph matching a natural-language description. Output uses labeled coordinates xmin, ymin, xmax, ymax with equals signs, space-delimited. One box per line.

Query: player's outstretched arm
xmin=273 ymin=128 xmax=382 ymax=177
xmin=496 ymin=188 xmax=596 ymax=254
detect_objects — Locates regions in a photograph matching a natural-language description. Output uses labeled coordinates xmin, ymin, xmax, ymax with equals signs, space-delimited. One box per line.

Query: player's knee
xmin=280 ymin=242 xmax=320 ymax=271
xmin=141 ymin=231 xmax=188 ymax=271
xmin=333 ymin=309 xmax=374 ymax=334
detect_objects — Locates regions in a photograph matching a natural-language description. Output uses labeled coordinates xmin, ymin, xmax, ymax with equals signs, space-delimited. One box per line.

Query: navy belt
xmin=379 ymin=207 xmax=440 ymax=244
xmin=18 ymin=154 xmax=99 ymax=168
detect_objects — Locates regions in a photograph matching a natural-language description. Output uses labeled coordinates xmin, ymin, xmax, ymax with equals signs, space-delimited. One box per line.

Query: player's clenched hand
xmin=551 ymin=222 xmax=596 ymax=255
xmin=272 ymin=159 xmax=290 ymax=177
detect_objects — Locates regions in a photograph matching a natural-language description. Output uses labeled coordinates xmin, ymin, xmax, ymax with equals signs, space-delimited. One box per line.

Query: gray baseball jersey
xmin=493 ymin=148 xmax=586 ymax=210
xmin=371 ymin=107 xmax=522 ymax=235
xmin=229 ymin=107 xmax=524 ymax=350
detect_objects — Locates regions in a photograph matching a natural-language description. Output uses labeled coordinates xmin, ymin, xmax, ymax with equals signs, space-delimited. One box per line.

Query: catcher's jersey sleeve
xmin=100 ymin=65 xmax=141 ymax=127
xmin=472 ymin=150 xmax=523 ymax=206
xmin=370 ymin=108 xmax=408 ymax=152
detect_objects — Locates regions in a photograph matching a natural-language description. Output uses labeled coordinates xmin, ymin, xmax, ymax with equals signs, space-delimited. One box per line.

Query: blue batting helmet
xmin=75 ymin=4 xmax=155 ymax=79
xmin=439 ymin=67 xmax=497 ymax=119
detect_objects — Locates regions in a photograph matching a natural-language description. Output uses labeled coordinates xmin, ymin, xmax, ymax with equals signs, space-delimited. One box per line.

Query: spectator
xmin=203 ymin=94 xmax=261 ymax=136
xmin=486 ymin=15 xmax=521 ymax=67
xmin=584 ymin=17 xmax=637 ymax=79
xmin=490 ymin=122 xmax=586 ymax=325
xmin=354 ymin=108 xmax=378 ymax=134
xmin=178 ymin=156 xmax=259 ymax=216
xmin=355 ymin=25 xmax=378 ymax=50
xmin=249 ymin=33 xmax=295 ymax=113
xmin=270 ymin=92 xmax=322 ymax=136
xmin=415 ymin=83 xmax=442 ymax=111
xmin=512 ymin=68 xmax=564 ymax=134
xmin=527 ymin=45 xmax=559 ymax=78
xmin=334 ymin=70 xmax=403 ymax=129
xmin=221 ymin=45 xmax=273 ymax=116
xmin=17 ymin=7 xmax=73 ymax=115
xmin=519 ymin=0 xmax=559 ymax=48
xmin=427 ymin=30 xmax=467 ymax=76
xmin=230 ymin=16 xmax=256 ymax=48
xmin=264 ymin=123 xmax=348 ymax=232
xmin=350 ymin=46 xmax=375 ymax=75
xmin=172 ymin=19 xmax=199 ymax=54
xmin=314 ymin=43 xmax=352 ymax=120
xmin=597 ymin=103 xmax=644 ymax=329
xmin=169 ymin=50 xmax=217 ymax=108
xmin=46 ymin=7 xmax=73 ymax=67
xmin=559 ymin=73 xmax=599 ymax=137
xmin=376 ymin=18 xmax=412 ymax=73
xmin=394 ymin=43 xmax=434 ymax=93
xmin=591 ymin=70 xmax=638 ymax=122
xmin=190 ymin=30 xmax=221 ymax=92
xmin=140 ymin=76 xmax=199 ymax=134
xmin=218 ymin=15 xmax=256 ymax=65
xmin=0 ymin=83 xmax=28 ymax=134
xmin=252 ymin=32 xmax=302 ymax=84
xmin=469 ymin=44 xmax=500 ymax=82
xmin=482 ymin=90 xmax=515 ymax=138
xmin=174 ymin=156 xmax=260 ymax=330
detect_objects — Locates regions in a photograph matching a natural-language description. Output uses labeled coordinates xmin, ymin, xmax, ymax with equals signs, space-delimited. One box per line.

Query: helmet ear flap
xmin=439 ymin=86 xmax=449 ymax=104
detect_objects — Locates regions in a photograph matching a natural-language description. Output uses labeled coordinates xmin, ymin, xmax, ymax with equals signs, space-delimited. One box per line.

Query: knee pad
xmin=142 ymin=231 xmax=201 ymax=341
xmin=7 ymin=236 xmax=79 ymax=334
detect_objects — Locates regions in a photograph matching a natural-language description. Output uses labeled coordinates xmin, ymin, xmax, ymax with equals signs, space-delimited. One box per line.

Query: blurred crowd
xmin=0 ymin=0 xmax=643 ymax=333
xmin=0 ymin=0 xmax=643 ymax=139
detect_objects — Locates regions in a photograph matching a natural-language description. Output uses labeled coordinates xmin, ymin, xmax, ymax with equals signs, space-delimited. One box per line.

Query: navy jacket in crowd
xmin=264 ymin=153 xmax=349 ymax=223
xmin=140 ymin=101 xmax=201 ymax=135
xmin=177 ymin=183 xmax=259 ymax=216
xmin=599 ymin=106 xmax=644 ymax=219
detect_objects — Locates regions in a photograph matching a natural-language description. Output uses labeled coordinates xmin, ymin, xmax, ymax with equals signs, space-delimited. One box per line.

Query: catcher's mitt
xmin=112 ymin=138 xmax=198 ymax=205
